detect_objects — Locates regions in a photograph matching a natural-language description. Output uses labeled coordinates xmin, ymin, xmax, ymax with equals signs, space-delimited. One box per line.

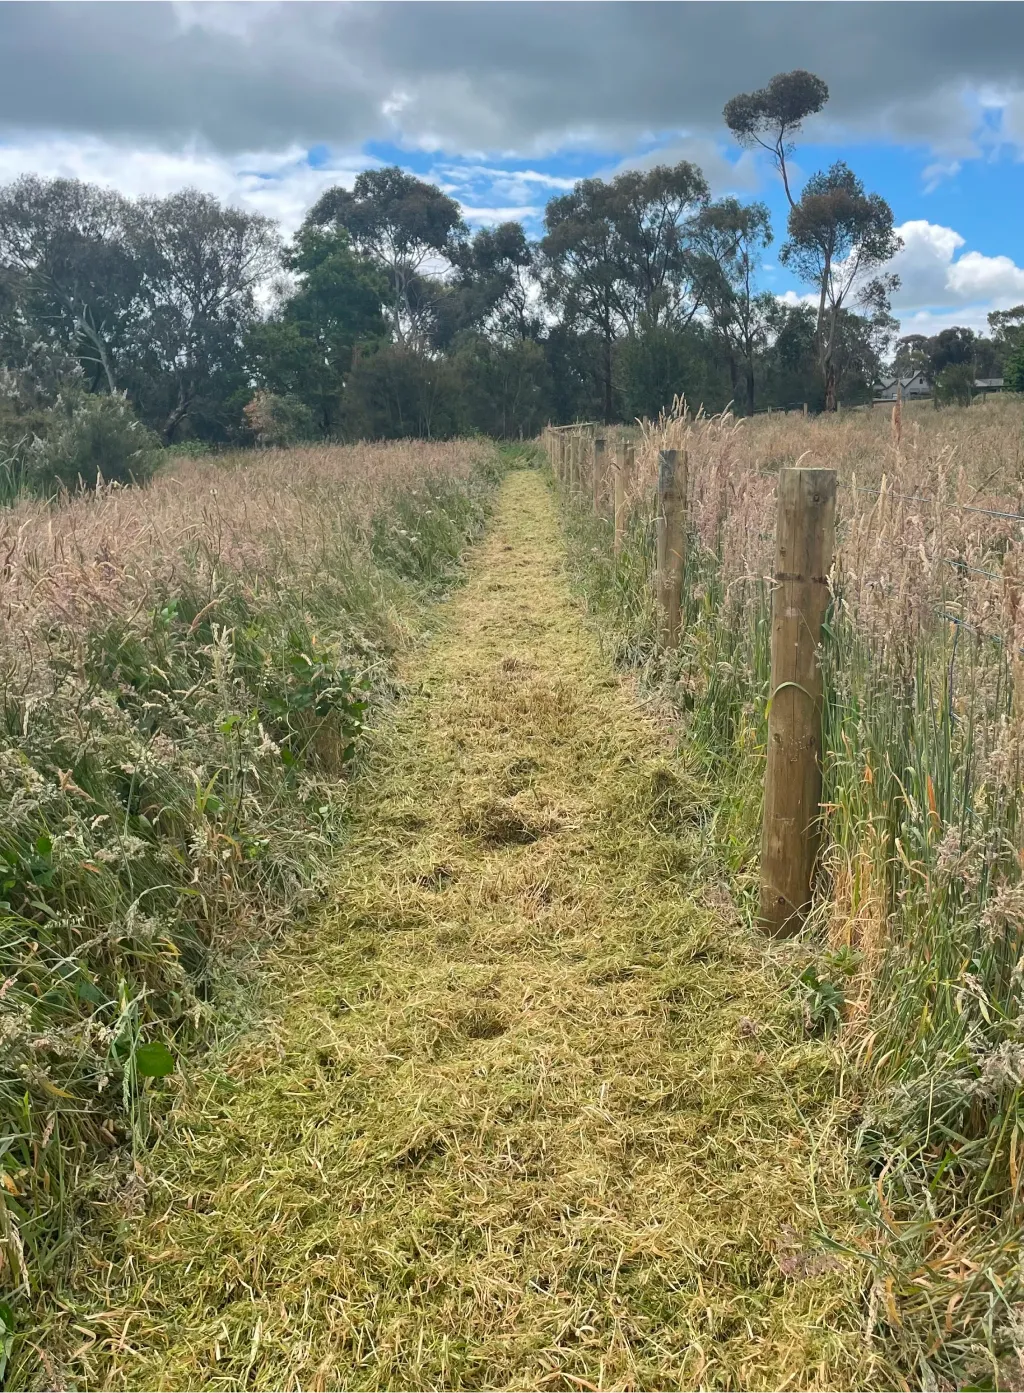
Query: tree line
xmin=1 ymin=69 xmax=1021 ymax=477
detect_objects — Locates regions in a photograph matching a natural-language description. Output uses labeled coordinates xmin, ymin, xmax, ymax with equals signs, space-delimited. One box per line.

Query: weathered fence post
xmin=759 ymin=466 xmax=837 ymax=936
xmin=593 ymin=436 xmax=607 ymax=515
xmin=656 ymin=449 xmax=687 ymax=649
xmin=614 ymin=442 xmax=632 ymax=557
xmin=656 ymin=451 xmax=671 ymax=611
xmin=802 ymin=402 xmax=808 ymax=418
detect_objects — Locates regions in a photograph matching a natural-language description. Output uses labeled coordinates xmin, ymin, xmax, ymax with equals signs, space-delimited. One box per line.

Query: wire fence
xmin=541 ymin=420 xmax=1024 ymax=929
xmin=851 ymin=482 xmax=1024 ymax=526
xmin=843 ymin=480 xmax=1024 ymax=651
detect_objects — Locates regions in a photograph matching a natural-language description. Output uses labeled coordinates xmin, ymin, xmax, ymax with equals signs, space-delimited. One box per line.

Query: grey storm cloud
xmin=2 ymin=1 xmax=1024 ymax=155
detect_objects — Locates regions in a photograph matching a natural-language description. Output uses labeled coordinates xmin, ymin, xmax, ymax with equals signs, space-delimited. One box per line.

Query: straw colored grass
xmin=22 ymin=470 xmax=889 ymax=1391
xmin=555 ymin=399 xmax=1024 ymax=1387
xmin=0 ymin=439 xmax=501 ymax=1372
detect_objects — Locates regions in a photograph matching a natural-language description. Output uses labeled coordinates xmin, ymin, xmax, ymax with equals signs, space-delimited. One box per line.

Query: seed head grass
xmin=558 ymin=399 xmax=1024 ymax=1389
xmin=0 ymin=439 xmax=503 ymax=1378
xmin=20 ymin=471 xmax=888 ymax=1392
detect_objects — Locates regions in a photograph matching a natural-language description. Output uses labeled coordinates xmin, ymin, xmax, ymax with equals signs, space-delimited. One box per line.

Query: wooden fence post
xmin=614 ymin=442 xmax=632 ymax=557
xmin=803 ymin=403 xmax=808 ymax=418
xmin=656 ymin=449 xmax=687 ymax=649
xmin=593 ymin=436 xmax=607 ymax=515
xmin=656 ymin=451 xmax=671 ymax=613
xmin=759 ymin=466 xmax=837 ymax=936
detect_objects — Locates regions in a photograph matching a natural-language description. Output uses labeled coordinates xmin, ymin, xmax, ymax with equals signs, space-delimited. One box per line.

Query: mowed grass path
xmin=54 ymin=470 xmax=880 ymax=1391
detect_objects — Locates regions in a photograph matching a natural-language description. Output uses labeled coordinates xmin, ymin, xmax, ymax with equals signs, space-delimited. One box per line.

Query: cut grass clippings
xmin=23 ymin=469 xmax=891 ymax=1391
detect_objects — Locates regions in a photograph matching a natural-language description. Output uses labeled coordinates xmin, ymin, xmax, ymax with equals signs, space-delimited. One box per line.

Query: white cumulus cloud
xmin=776 ymin=222 xmax=1024 ymax=337
xmin=0 ymin=135 xmax=369 ymax=232
xmin=888 ymin=220 xmax=1024 ymax=330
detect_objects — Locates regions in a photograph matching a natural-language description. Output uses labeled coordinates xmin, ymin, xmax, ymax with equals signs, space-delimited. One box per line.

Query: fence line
xmin=944 ymin=558 xmax=1002 ymax=581
xmin=852 ymin=483 xmax=1024 ymax=526
xmin=541 ymin=424 xmax=1024 ymax=936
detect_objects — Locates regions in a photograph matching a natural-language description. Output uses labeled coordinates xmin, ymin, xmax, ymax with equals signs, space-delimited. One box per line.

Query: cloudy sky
xmin=2 ymin=1 xmax=1024 ymax=336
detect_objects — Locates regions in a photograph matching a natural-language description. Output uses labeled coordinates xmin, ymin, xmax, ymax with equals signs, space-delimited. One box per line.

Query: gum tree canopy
xmin=724 ymin=70 xmax=830 ymax=208
xmin=781 ymin=161 xmax=901 ymax=412
xmin=307 ymin=167 xmax=467 ymax=346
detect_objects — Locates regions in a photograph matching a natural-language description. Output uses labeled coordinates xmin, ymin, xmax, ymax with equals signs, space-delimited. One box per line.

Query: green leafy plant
xmin=797 ymin=965 xmax=845 ymax=1035
xmin=134 ymin=1042 xmax=175 ymax=1078
xmin=28 ymin=390 xmax=161 ymax=492
xmin=0 ymin=1301 xmax=15 ymax=1382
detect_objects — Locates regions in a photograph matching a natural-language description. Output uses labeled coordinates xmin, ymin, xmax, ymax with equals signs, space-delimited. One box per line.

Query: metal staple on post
xmin=759 ymin=466 xmax=837 ymax=936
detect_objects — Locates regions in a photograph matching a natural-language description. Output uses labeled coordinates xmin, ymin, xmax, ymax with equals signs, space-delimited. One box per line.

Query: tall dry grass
xmin=557 ymin=396 xmax=1024 ymax=1388
xmin=0 ymin=443 xmax=481 ymax=657
xmin=0 ymin=439 xmax=503 ymax=1363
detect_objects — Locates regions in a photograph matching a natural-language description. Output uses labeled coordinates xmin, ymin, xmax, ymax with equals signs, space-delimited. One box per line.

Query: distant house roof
xmin=876 ymin=370 xmax=928 ymax=384
xmin=974 ymin=378 xmax=1004 ymax=388
xmin=874 ymin=370 xmax=931 ymax=399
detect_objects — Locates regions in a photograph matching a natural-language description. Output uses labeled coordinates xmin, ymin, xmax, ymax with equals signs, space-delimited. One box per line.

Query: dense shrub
xmin=27 ymin=391 xmax=160 ymax=492
xmin=934 ymin=361 xmax=976 ymax=407
xmin=242 ymin=389 xmax=318 ymax=447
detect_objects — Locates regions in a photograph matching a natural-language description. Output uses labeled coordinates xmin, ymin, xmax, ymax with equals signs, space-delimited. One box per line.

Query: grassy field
xmin=558 ymin=396 xmax=1024 ymax=1389
xmin=13 ymin=470 xmax=887 ymax=1392
xmin=0 ymin=439 xmax=504 ymax=1374
xmin=7 ymin=405 xmax=1024 ymax=1390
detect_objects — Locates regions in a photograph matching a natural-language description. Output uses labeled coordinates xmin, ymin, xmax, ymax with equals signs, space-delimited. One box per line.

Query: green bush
xmin=934 ymin=361 xmax=976 ymax=408
xmin=161 ymin=438 xmax=216 ymax=460
xmin=241 ymin=390 xmax=318 ymax=447
xmin=0 ymin=399 xmax=53 ymax=504
xmin=27 ymin=392 xmax=161 ymax=493
xmin=1006 ymin=341 xmax=1024 ymax=394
